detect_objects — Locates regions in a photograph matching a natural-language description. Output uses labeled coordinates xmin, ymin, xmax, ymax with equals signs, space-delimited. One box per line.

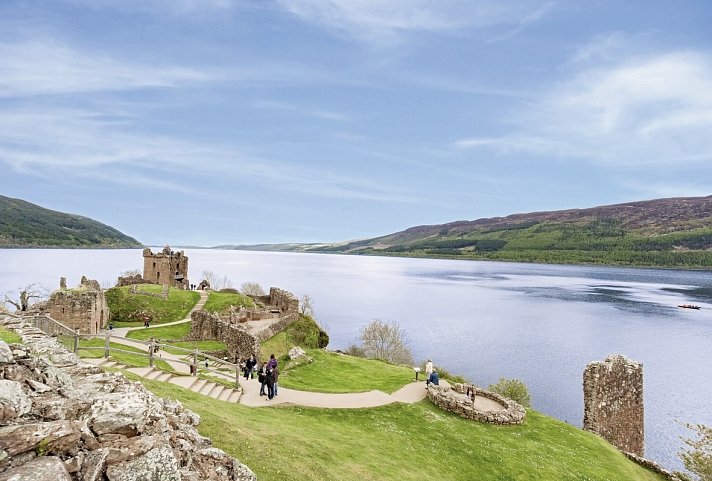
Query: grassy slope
xmin=203 ymin=291 xmax=255 ymax=313
xmin=106 ymin=284 xmax=200 ymax=327
xmin=0 ymin=326 xmax=22 ymax=343
xmin=78 ymin=338 xmax=176 ymax=372
xmin=136 ymin=377 xmax=665 ymax=481
xmin=0 ymin=194 xmax=141 ymax=248
xmin=280 ymin=350 xmax=415 ymax=394
xmin=125 ymin=322 xmax=226 ymax=352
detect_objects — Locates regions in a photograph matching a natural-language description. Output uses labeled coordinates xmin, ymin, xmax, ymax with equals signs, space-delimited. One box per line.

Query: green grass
xmin=106 ymin=285 xmax=200 ymax=327
xmin=280 ymin=350 xmax=416 ymax=394
xmin=77 ymin=338 xmax=177 ymax=373
xmin=125 ymin=322 xmax=226 ymax=354
xmin=203 ymin=291 xmax=254 ymax=313
xmin=261 ymin=331 xmax=290 ymax=360
xmin=0 ymin=326 xmax=22 ymax=344
xmin=133 ymin=376 xmax=665 ymax=481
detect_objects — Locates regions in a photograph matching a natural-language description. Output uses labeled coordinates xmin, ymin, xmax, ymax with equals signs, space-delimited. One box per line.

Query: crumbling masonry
xmin=142 ymin=246 xmax=189 ymax=290
xmin=583 ymin=354 xmax=644 ymax=456
xmin=44 ymin=276 xmax=109 ymax=335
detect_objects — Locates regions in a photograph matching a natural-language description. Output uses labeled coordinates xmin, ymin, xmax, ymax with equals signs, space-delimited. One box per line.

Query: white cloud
xmin=0 ymin=40 xmax=211 ymax=97
xmin=276 ymin=0 xmax=554 ymax=42
xmin=486 ymin=1 xmax=555 ymax=43
xmin=0 ymin=106 xmax=411 ymax=203
xmin=455 ymin=51 xmax=712 ymax=166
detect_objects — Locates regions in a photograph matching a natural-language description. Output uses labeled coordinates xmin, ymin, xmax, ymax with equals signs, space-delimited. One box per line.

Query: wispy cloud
xmin=0 ymin=40 xmax=211 ymax=97
xmin=0 ymin=106 xmax=411 ymax=203
xmin=485 ymin=1 xmax=556 ymax=44
xmin=454 ymin=50 xmax=712 ymax=166
xmin=253 ymin=100 xmax=350 ymax=121
xmin=275 ymin=0 xmax=554 ymax=43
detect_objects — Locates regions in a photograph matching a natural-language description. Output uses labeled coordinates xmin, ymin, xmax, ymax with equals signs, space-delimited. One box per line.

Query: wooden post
xmin=149 ymin=340 xmax=155 ymax=367
xmin=192 ymin=349 xmax=198 ymax=376
xmin=73 ymin=333 xmax=79 ymax=354
xmin=104 ymin=330 xmax=110 ymax=359
xmin=235 ymin=363 xmax=240 ymax=390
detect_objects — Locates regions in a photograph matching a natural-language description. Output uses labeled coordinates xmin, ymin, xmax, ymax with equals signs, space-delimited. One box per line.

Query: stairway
xmin=84 ymin=357 xmax=242 ymax=403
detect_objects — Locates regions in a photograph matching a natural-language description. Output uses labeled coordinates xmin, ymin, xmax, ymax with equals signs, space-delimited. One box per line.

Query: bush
xmin=285 ymin=314 xmax=328 ymax=350
xmin=679 ymin=423 xmax=712 ymax=481
xmin=433 ymin=365 xmax=468 ymax=384
xmin=317 ymin=328 xmax=329 ymax=348
xmin=359 ymin=319 xmax=413 ymax=365
xmin=488 ymin=378 xmax=531 ymax=407
xmin=344 ymin=345 xmax=366 ymax=358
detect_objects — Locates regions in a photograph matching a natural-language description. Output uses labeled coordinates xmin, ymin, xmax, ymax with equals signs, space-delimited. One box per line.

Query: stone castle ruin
xmin=142 ymin=246 xmax=189 ymax=290
xmin=583 ymin=355 xmax=644 ymax=456
xmin=190 ymin=287 xmax=300 ymax=361
xmin=44 ymin=276 xmax=109 ymax=335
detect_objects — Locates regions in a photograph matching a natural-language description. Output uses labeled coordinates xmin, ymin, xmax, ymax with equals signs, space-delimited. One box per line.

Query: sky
xmin=1 ymin=0 xmax=712 ymax=246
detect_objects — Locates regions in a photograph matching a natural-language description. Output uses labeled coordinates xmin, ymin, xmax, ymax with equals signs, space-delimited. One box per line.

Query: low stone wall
xmin=0 ymin=315 xmax=256 ymax=481
xmin=623 ymin=452 xmax=686 ymax=481
xmin=116 ymin=274 xmax=147 ymax=287
xmin=190 ymin=310 xmax=261 ymax=361
xmin=427 ymin=382 xmax=526 ymax=425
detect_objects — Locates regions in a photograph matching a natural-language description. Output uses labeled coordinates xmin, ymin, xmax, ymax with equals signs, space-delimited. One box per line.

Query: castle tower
xmin=142 ymin=246 xmax=189 ymax=289
xmin=583 ymin=355 xmax=644 ymax=456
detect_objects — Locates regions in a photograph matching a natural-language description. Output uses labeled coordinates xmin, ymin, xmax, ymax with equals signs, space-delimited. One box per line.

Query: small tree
xmin=121 ymin=268 xmax=142 ymax=277
xmin=300 ymin=294 xmax=314 ymax=317
xmin=488 ymin=378 xmax=531 ymax=407
xmin=679 ymin=424 xmax=712 ymax=481
xmin=3 ymin=283 xmax=47 ymax=312
xmin=359 ymin=319 xmax=413 ymax=365
xmin=240 ymin=281 xmax=265 ymax=296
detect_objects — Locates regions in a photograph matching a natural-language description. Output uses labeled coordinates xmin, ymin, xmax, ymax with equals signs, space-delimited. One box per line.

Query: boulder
xmin=0 ymin=340 xmax=13 ymax=363
xmin=88 ymin=392 xmax=151 ymax=437
xmin=0 ymin=380 xmax=31 ymax=420
xmin=106 ymin=445 xmax=180 ymax=481
xmin=0 ymin=421 xmax=82 ymax=457
xmin=0 ymin=455 xmax=72 ymax=481
xmin=288 ymin=346 xmax=306 ymax=359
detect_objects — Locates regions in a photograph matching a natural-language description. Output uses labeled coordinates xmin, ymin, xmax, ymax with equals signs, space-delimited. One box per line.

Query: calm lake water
xmin=2 ymin=248 xmax=711 ymax=470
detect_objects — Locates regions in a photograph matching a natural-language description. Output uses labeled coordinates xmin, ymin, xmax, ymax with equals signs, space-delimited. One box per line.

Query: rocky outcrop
xmin=0 ymin=316 xmax=256 ymax=481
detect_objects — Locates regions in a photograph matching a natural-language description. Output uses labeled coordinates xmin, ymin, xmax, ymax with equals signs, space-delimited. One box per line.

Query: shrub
xmin=679 ymin=423 xmax=712 ymax=481
xmin=317 ymin=328 xmax=329 ymax=348
xmin=433 ymin=365 xmax=468 ymax=384
xmin=488 ymin=378 xmax=531 ymax=407
xmin=344 ymin=345 xmax=366 ymax=358
xmin=359 ymin=319 xmax=413 ymax=365
xmin=285 ymin=314 xmax=327 ymax=350
xmin=240 ymin=281 xmax=265 ymax=296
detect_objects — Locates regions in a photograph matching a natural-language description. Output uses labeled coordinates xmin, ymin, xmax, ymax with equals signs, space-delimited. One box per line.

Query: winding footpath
xmin=80 ymin=290 xmax=429 ymax=409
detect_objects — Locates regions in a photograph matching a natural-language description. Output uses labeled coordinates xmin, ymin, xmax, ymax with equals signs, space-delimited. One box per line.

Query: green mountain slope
xmin=0 ymin=194 xmax=142 ymax=248
xmin=221 ymin=196 xmax=712 ymax=268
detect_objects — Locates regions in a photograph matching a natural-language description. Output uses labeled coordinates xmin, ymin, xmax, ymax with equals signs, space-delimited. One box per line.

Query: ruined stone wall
xmin=268 ymin=287 xmax=299 ymax=316
xmin=427 ymin=383 xmax=526 ymax=425
xmin=190 ymin=310 xmax=261 ymax=361
xmin=142 ymin=246 xmax=189 ymax=290
xmin=44 ymin=277 xmax=108 ymax=335
xmin=116 ymin=274 xmax=147 ymax=287
xmin=0 ymin=315 xmax=256 ymax=481
xmin=583 ymin=355 xmax=644 ymax=456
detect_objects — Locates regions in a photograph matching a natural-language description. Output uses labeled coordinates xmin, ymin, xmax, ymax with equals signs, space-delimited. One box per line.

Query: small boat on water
xmin=678 ymin=304 xmax=702 ymax=310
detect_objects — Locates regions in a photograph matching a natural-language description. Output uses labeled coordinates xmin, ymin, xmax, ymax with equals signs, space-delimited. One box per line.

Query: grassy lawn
xmin=280 ymin=350 xmax=416 ymax=394
xmin=126 ymin=322 xmax=226 ymax=354
xmin=204 ymin=291 xmax=254 ymax=313
xmin=77 ymin=338 xmax=177 ymax=373
xmin=0 ymin=326 xmax=22 ymax=344
xmin=106 ymin=284 xmax=200 ymax=327
xmin=134 ymin=376 xmax=665 ymax=481
xmin=261 ymin=331 xmax=290 ymax=360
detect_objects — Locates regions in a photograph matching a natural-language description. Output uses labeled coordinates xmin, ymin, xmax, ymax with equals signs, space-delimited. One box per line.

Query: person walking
xmin=258 ymin=361 xmax=268 ymax=396
xmin=425 ymin=359 xmax=433 ymax=388
xmin=273 ymin=366 xmax=279 ymax=397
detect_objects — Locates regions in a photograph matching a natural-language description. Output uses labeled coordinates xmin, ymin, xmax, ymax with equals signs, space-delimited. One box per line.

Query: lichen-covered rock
xmin=0 ymin=380 xmax=31 ymax=420
xmin=288 ymin=346 xmax=306 ymax=359
xmin=105 ymin=445 xmax=180 ymax=481
xmin=0 ymin=455 xmax=73 ymax=481
xmin=0 ymin=340 xmax=13 ymax=364
xmin=0 ymin=420 xmax=83 ymax=457
xmin=88 ymin=392 xmax=151 ymax=437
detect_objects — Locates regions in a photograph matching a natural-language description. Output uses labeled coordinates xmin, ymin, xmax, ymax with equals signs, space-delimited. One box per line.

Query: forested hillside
xmin=0 ymin=195 xmax=141 ymax=248
xmin=222 ymin=196 xmax=712 ymax=268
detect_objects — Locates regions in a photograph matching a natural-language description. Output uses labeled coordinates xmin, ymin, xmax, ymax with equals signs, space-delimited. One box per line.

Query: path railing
xmin=77 ymin=332 xmax=241 ymax=389
xmin=28 ymin=314 xmax=80 ymax=354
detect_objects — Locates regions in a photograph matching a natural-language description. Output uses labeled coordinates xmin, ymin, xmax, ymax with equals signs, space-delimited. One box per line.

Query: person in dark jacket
xmin=427 ymin=369 xmax=439 ymax=387
xmin=273 ymin=366 xmax=279 ymax=397
xmin=258 ymin=361 xmax=268 ymax=396
xmin=244 ymin=355 xmax=256 ymax=380
xmin=266 ymin=366 xmax=276 ymax=400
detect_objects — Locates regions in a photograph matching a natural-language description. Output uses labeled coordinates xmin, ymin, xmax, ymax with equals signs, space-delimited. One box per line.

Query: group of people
xmin=241 ymin=353 xmax=279 ymax=400
xmin=425 ymin=358 xmax=439 ymax=388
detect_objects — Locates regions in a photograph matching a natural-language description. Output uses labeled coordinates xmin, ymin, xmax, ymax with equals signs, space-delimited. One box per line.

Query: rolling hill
xmin=0 ymin=194 xmax=142 ymax=248
xmin=218 ymin=196 xmax=712 ymax=268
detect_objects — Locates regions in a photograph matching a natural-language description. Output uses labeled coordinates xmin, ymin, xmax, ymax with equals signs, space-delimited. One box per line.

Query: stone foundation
xmin=583 ymin=355 xmax=644 ymax=457
xmin=427 ymin=382 xmax=526 ymax=425
xmin=42 ymin=277 xmax=108 ymax=335
xmin=190 ymin=311 xmax=261 ymax=362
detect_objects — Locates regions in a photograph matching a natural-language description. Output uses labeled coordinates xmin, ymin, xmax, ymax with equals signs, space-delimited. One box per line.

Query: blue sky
xmin=1 ymin=1 xmax=711 ymax=246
